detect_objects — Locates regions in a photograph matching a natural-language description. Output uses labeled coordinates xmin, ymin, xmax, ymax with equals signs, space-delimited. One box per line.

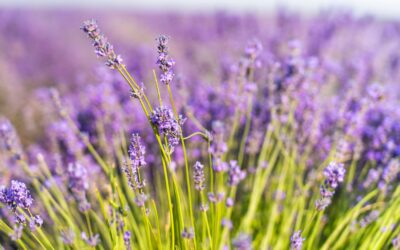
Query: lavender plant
xmin=0 ymin=13 xmax=399 ymax=250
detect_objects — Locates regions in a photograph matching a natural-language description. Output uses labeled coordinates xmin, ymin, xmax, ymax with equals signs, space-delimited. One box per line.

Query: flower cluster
xmin=0 ymin=180 xmax=42 ymax=230
xmin=150 ymin=106 xmax=185 ymax=151
xmin=0 ymin=180 xmax=33 ymax=211
xmin=1 ymin=11 xmax=400 ymax=249
xmin=81 ymin=19 xmax=123 ymax=69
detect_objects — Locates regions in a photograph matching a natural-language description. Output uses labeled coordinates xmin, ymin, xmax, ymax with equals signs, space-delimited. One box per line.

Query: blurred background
xmin=1 ymin=0 xmax=400 ymax=18
xmin=0 ymin=0 xmax=400 ymax=145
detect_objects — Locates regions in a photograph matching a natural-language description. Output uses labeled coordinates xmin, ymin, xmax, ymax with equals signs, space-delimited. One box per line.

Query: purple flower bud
xmin=228 ymin=161 xmax=246 ymax=186
xmin=200 ymin=203 xmax=209 ymax=212
xmin=320 ymin=185 xmax=334 ymax=198
xmin=393 ymin=235 xmax=400 ymax=248
xmin=124 ymin=231 xmax=131 ymax=250
xmin=134 ymin=193 xmax=147 ymax=208
xmin=10 ymin=224 xmax=23 ymax=241
xmin=181 ymin=227 xmax=194 ymax=239
xmin=208 ymin=192 xmax=225 ymax=203
xmin=61 ymin=229 xmax=75 ymax=245
xmin=232 ymin=233 xmax=252 ymax=250
xmin=29 ymin=215 xmax=43 ymax=231
xmin=290 ymin=230 xmax=305 ymax=250
xmin=213 ymin=159 xmax=229 ymax=172
xmin=226 ymin=197 xmax=234 ymax=207
xmin=81 ymin=232 xmax=100 ymax=247
xmin=221 ymin=218 xmax=233 ymax=230
xmin=245 ymin=39 xmax=263 ymax=59
xmin=315 ymin=198 xmax=331 ymax=211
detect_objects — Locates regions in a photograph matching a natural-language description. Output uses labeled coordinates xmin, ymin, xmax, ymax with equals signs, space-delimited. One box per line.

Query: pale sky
xmin=1 ymin=0 xmax=400 ymax=19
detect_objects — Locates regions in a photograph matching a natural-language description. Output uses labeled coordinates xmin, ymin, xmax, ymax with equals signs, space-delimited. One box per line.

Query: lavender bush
xmin=0 ymin=10 xmax=400 ymax=249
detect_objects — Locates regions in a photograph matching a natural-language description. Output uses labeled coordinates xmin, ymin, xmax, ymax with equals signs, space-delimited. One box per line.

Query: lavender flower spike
xmin=128 ymin=134 xmax=147 ymax=169
xmin=123 ymin=133 xmax=147 ymax=191
xmin=0 ymin=180 xmax=33 ymax=211
xmin=193 ymin=161 xmax=205 ymax=191
xmin=67 ymin=162 xmax=91 ymax=212
xmin=315 ymin=161 xmax=346 ymax=211
xmin=81 ymin=19 xmax=123 ymax=69
xmin=150 ymin=106 xmax=185 ymax=150
xmin=156 ymin=35 xmax=175 ymax=84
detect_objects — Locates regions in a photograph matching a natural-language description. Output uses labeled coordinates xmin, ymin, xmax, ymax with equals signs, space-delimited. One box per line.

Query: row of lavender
xmin=0 ymin=10 xmax=399 ymax=249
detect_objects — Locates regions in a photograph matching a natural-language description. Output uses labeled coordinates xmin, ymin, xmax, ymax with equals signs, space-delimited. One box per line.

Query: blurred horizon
xmin=0 ymin=0 xmax=400 ymax=19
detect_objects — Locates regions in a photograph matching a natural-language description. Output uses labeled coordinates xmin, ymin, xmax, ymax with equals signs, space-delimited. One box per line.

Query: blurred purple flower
xmin=290 ymin=230 xmax=305 ymax=250
xmin=193 ymin=161 xmax=205 ymax=191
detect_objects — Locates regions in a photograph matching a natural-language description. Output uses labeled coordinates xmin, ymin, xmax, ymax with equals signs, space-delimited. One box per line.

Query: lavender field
xmin=1 ymin=9 xmax=400 ymax=249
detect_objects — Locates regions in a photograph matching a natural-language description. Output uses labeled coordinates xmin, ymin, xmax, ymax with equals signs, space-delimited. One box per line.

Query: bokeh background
xmin=0 ymin=0 xmax=399 ymax=145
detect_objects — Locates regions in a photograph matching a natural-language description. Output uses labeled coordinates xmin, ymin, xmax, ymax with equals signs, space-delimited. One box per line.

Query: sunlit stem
xmin=166 ymin=83 xmax=197 ymax=249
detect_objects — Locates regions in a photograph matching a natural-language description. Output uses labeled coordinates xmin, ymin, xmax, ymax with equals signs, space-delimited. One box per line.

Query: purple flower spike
xmin=81 ymin=19 xmax=123 ymax=69
xmin=124 ymin=134 xmax=147 ymax=191
xmin=67 ymin=162 xmax=91 ymax=212
xmin=0 ymin=180 xmax=33 ymax=211
xmin=323 ymin=162 xmax=346 ymax=189
xmin=316 ymin=161 xmax=346 ymax=211
xmin=129 ymin=134 xmax=147 ymax=169
xmin=156 ymin=35 xmax=175 ymax=85
xmin=193 ymin=161 xmax=205 ymax=191
xmin=245 ymin=39 xmax=263 ymax=59
xmin=150 ymin=106 xmax=184 ymax=150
